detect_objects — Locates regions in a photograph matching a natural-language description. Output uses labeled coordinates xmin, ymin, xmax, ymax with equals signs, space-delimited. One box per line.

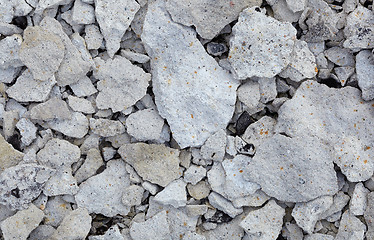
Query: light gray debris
xmin=84 ymin=24 xmax=103 ymax=50
xmin=225 ymin=135 xmax=237 ymax=157
xmin=142 ymin=0 xmax=239 ymax=148
xmin=245 ymin=134 xmax=338 ymax=202
xmin=80 ymin=134 xmax=100 ymax=154
xmin=200 ymin=129 xmax=226 ymax=162
xmin=35 ymin=0 xmax=71 ymax=14
xmin=0 ymin=133 xmax=24 ymax=172
xmin=74 ymin=148 xmax=104 ymax=183
xmin=89 ymin=225 xmax=124 ymax=240
xmin=154 ymin=178 xmax=187 ymax=208
xmin=325 ymin=47 xmax=355 ymax=66
xmin=44 ymin=196 xmax=72 ymax=227
xmin=0 ymin=34 xmax=23 ymax=69
xmin=75 ymin=160 xmax=131 ymax=217
xmin=356 ymin=50 xmax=374 ymax=101
xmin=121 ymin=49 xmax=150 ymax=63
xmin=43 ymin=167 xmax=79 ymax=196
xmin=118 ymin=143 xmax=181 ymax=187
xmin=203 ymin=211 xmax=245 ymax=240
xmin=237 ymin=81 xmax=264 ymax=115
xmin=0 ymin=22 xmax=22 ymax=36
xmin=69 ymin=76 xmax=98 ymax=97
xmin=292 ymin=195 xmax=334 ymax=233
xmin=28 ymin=225 xmax=56 ymax=240
xmin=122 ymin=185 xmax=144 ymax=207
xmin=49 ymin=208 xmax=92 ymax=240
xmin=95 ymin=0 xmax=140 ymax=57
xmin=94 ymin=56 xmax=150 ymax=112
xmin=267 ymin=0 xmax=302 ymax=23
xmin=318 ymin=191 xmax=350 ymax=220
xmin=16 ymin=118 xmax=37 ymax=146
xmin=208 ymin=192 xmax=243 ymax=218
xmin=0 ymin=0 xmax=32 ymax=23
xmin=47 ymin=112 xmax=89 ymax=138
xmin=0 ymin=164 xmax=54 ymax=210
xmin=126 ymin=109 xmax=165 ymax=141
xmin=304 ymin=234 xmax=334 ymax=240
xmin=258 ymin=77 xmax=277 ymax=103
xmin=350 ymin=182 xmax=369 ymax=216
xmin=0 ymin=67 xmax=20 ymax=83
xmin=207 ymin=162 xmax=227 ymax=197
xmin=0 ymin=204 xmax=44 ymax=240
xmin=342 ymin=0 xmax=358 ymax=13
xmin=30 ymin=98 xmax=71 ymax=121
xmin=286 ymin=0 xmax=306 ymax=12
xmin=282 ymin=223 xmax=303 ymax=240
xmin=130 ymin=210 xmax=171 ymax=240
xmin=232 ymin=190 xmax=270 ymax=208
xmin=106 ymin=133 xmax=131 ymax=148
xmin=183 ymin=232 xmax=206 ymax=240
xmin=3 ymin=110 xmax=19 ymax=139
xmin=335 ymin=210 xmax=366 ymax=240
xmin=20 ymin=26 xmax=64 ymax=81
xmin=335 ymin=66 xmax=355 ymax=86
xmin=184 ymin=165 xmax=206 ymax=185
xmin=102 ymin=147 xmax=116 ymax=161
xmin=365 ymin=192 xmax=374 ymax=237
xmin=89 ymin=118 xmax=125 ymax=137
xmin=67 ymin=96 xmax=95 ymax=114
xmin=71 ymin=0 xmax=95 ymax=25
xmin=206 ymin=42 xmax=228 ymax=57
xmin=142 ymin=181 xmax=159 ymax=195
xmin=235 ymin=136 xmax=253 ymax=156
xmin=240 ymin=200 xmax=285 ymax=239
xmin=37 ymin=138 xmax=80 ymax=168
xmin=165 ymin=0 xmax=261 ymax=40
xmin=229 ymin=7 xmax=296 ymax=79
xmin=187 ymin=181 xmax=211 ymax=200
xmin=241 ymin=116 xmax=276 ymax=149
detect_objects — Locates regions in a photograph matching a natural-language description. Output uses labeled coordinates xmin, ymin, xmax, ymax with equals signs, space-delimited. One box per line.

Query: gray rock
xmin=118 ymin=143 xmax=181 ymax=187
xmin=0 ymin=0 xmax=32 ymax=23
xmin=67 ymin=96 xmax=95 ymax=114
xmin=0 ymin=133 xmax=24 ymax=172
xmin=208 ymin=192 xmax=243 ymax=218
xmin=335 ymin=210 xmax=366 ymax=240
xmin=142 ymin=0 xmax=239 ymax=148
xmin=71 ymin=0 xmax=95 ymax=25
xmin=0 ymin=23 xmax=22 ymax=36
xmin=69 ymin=76 xmax=98 ymax=97
xmin=202 ymin=211 xmax=245 ymax=240
xmin=154 ymin=178 xmax=187 ymax=208
xmin=0 ymin=204 xmax=44 ymax=240
xmin=335 ymin=66 xmax=355 ymax=86
xmin=187 ymin=181 xmax=211 ymax=200
xmin=28 ymin=225 xmax=56 ymax=240
xmin=184 ymin=165 xmax=206 ymax=185
xmin=318 ymin=191 xmax=350 ymax=220
xmin=350 ymin=182 xmax=369 ymax=216
xmin=258 ymin=77 xmax=277 ymax=103
xmin=130 ymin=210 xmax=171 ymax=240
xmin=282 ymin=223 xmax=303 ymax=240
xmin=89 ymin=225 xmax=124 ymax=240
xmin=121 ymin=49 xmax=150 ymax=63
xmin=43 ymin=167 xmax=79 ymax=196
xmin=84 ymin=24 xmax=103 ymax=50
xmin=0 ymin=164 xmax=54 ymax=210
xmin=126 ymin=109 xmax=165 ymax=141
xmin=122 ymin=185 xmax=144 ymax=207
xmin=229 ymin=7 xmax=296 ymax=79
xmin=206 ymin=43 xmax=228 ymax=57
xmin=0 ymin=66 xmax=20 ymax=83
xmin=75 ymin=160 xmax=131 ymax=217
xmin=200 ymin=129 xmax=226 ymax=162
xmin=30 ymin=98 xmax=72 ymax=121
xmin=74 ymin=148 xmax=104 ymax=183
xmin=240 ymin=200 xmax=285 ymax=239
xmin=94 ymin=56 xmax=150 ymax=112
xmin=241 ymin=116 xmax=276 ymax=149
xmin=356 ymin=50 xmax=374 ymax=101
xmin=0 ymin=34 xmax=23 ymax=69
xmin=365 ymin=192 xmax=374 ymax=236
xmin=304 ymin=234 xmax=334 ymax=240
xmin=286 ymin=0 xmax=306 ymax=12
xmin=325 ymin=47 xmax=355 ymax=67
xmin=47 ymin=112 xmax=89 ymax=138
xmin=95 ymin=0 xmax=140 ymax=57
xmin=3 ymin=110 xmax=19 ymax=140
xmin=89 ymin=118 xmax=125 ymax=137
xmin=267 ymin=0 xmax=301 ymax=23
xmin=165 ymin=0 xmax=261 ymax=40
xmin=44 ymin=196 xmax=72 ymax=227
xmin=232 ymin=190 xmax=270 ymax=208
xmin=237 ymin=81 xmax=264 ymax=115
xmin=16 ymin=118 xmax=37 ymax=146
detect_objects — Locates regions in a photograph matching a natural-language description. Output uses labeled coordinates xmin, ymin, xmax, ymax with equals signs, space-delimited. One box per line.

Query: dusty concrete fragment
xmin=0 ymin=204 xmax=44 ymax=240
xmin=232 ymin=190 xmax=270 ymax=208
xmin=282 ymin=223 xmax=303 ymax=240
xmin=74 ymin=148 xmax=104 ymax=183
xmin=187 ymin=181 xmax=211 ymax=200
xmin=350 ymin=182 xmax=369 ymax=216
xmin=229 ymin=7 xmax=296 ymax=79
xmin=84 ymin=24 xmax=103 ymax=50
xmin=119 ymin=143 xmax=181 ymax=187
xmin=70 ymin=76 xmax=98 ymax=97
xmin=30 ymin=98 xmax=71 ymax=121
xmin=154 ymin=178 xmax=187 ymax=208
xmin=356 ymin=50 xmax=374 ymax=101
xmin=122 ymin=185 xmax=144 ymax=207
xmin=335 ymin=66 xmax=355 ymax=86
xmin=67 ymin=96 xmax=95 ymax=114
xmin=304 ymin=234 xmax=334 ymax=240
xmin=245 ymin=134 xmax=338 ymax=202
xmin=237 ymin=81 xmax=264 ymax=115
xmin=121 ymin=49 xmax=150 ymax=63
xmin=75 ymin=160 xmax=131 ymax=217
xmin=184 ymin=165 xmax=206 ymax=185
xmin=365 ymin=192 xmax=374 ymax=237
xmin=49 ymin=208 xmax=92 ymax=240
xmin=130 ymin=210 xmax=171 ymax=240
xmin=47 ymin=112 xmax=89 ymax=138
xmin=20 ymin=26 xmax=64 ymax=81
xmin=208 ymin=192 xmax=243 ymax=218
xmin=0 ymin=34 xmax=23 ymax=69
xmin=335 ymin=210 xmax=366 ymax=239
xmin=286 ymin=0 xmax=306 ymax=12
xmin=318 ymin=191 xmax=350 ymax=220
xmin=89 ymin=118 xmax=125 ymax=137
xmin=202 ymin=212 xmax=245 ymax=240
xmin=200 ymin=129 xmax=226 ymax=162
xmin=95 ymin=0 xmax=140 ymax=57
xmin=240 ymin=200 xmax=285 ymax=239
xmin=3 ymin=110 xmax=19 ymax=139
xmin=43 ymin=167 xmax=79 ymax=196
xmin=267 ymin=0 xmax=301 ymax=23
xmin=258 ymin=77 xmax=277 ymax=103
xmin=44 ymin=196 xmax=72 ymax=227
xmin=0 ymin=164 xmax=54 ymax=210
xmin=0 ymin=133 xmax=24 ymax=172
xmin=35 ymin=0 xmax=71 ymax=14
xmin=28 ymin=225 xmax=56 ymax=240
xmin=37 ymin=138 xmax=80 ymax=169
xmin=0 ymin=0 xmax=32 ymax=23
xmin=0 ymin=67 xmax=20 ymax=83
xmin=16 ymin=118 xmax=37 ymax=146
xmin=89 ymin=225 xmax=124 ymax=240
xmin=0 ymin=23 xmax=22 ymax=36
xmin=325 ymin=47 xmax=355 ymax=67
xmin=94 ymin=56 xmax=150 ymax=112
xmin=126 ymin=109 xmax=164 ymax=141
xmin=71 ymin=0 xmax=95 ymax=25
xmin=165 ymin=0 xmax=261 ymax=40
xmin=142 ymin=0 xmax=239 ymax=148
xmin=242 ymin=116 xmax=276 ymax=149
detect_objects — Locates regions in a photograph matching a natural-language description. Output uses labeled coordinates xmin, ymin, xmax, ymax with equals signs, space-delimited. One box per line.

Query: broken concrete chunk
xmin=94 ymin=56 xmax=150 ymax=112
xmin=74 ymin=148 xmax=104 ymax=183
xmin=20 ymin=26 xmax=65 ymax=81
xmin=122 ymin=185 xmax=144 ymax=207
xmin=126 ymin=109 xmax=164 ymax=141
xmin=75 ymin=160 xmax=131 ymax=217
xmin=335 ymin=66 xmax=355 ymax=86
xmin=200 ymin=129 xmax=226 ymax=162
xmin=356 ymin=50 xmax=374 ymax=101
xmin=43 ymin=167 xmax=79 ymax=196
xmin=49 ymin=208 xmax=92 ymax=240
xmin=71 ymin=0 xmax=95 ymax=25
xmin=229 ymin=7 xmax=296 ymax=79
xmin=350 ymin=182 xmax=369 ymax=216
xmin=208 ymin=192 xmax=243 ymax=218
xmin=121 ymin=49 xmax=150 ymax=63
xmin=258 ymin=77 xmax=277 ymax=103
xmin=304 ymin=234 xmax=334 ymax=240
xmin=241 ymin=116 xmax=276 ymax=149
xmin=67 ymin=96 xmax=95 ymax=114
xmin=286 ymin=0 xmax=306 ymax=12
xmin=365 ymin=192 xmax=374 ymax=236
xmin=187 ymin=181 xmax=211 ymax=200
xmin=154 ymin=178 xmax=187 ymax=208
xmin=89 ymin=225 xmax=124 ymax=240
xmin=84 ymin=24 xmax=103 ymax=50
xmin=202 ymin=211 xmax=245 ymax=239
xmin=95 ymin=0 xmax=140 ymax=57
xmin=319 ymin=191 xmax=350 ymax=220
xmin=237 ymin=81 xmax=264 ymax=115
xmin=0 ymin=164 xmax=54 ymax=210
xmin=335 ymin=210 xmax=366 ymax=240
xmin=89 ymin=118 xmax=125 ymax=137
xmin=16 ymin=118 xmax=37 ymax=146
xmin=47 ymin=112 xmax=89 ymax=138
xmin=119 ymin=143 xmax=181 ymax=187
xmin=130 ymin=210 xmax=171 ymax=240
xmin=184 ymin=165 xmax=206 ymax=185
xmin=69 ymin=76 xmax=98 ymax=97
xmin=232 ymin=190 xmax=270 ymax=208
xmin=28 ymin=225 xmax=56 ymax=240
xmin=165 ymin=0 xmax=261 ymax=40
xmin=37 ymin=138 xmax=80 ymax=169
xmin=30 ymin=98 xmax=72 ymax=121
xmin=0 ymin=0 xmax=32 ymax=23
xmin=325 ymin=47 xmax=355 ymax=67
xmin=0 ymin=34 xmax=23 ymax=69
xmin=3 ymin=110 xmax=19 ymax=140
xmin=0 ymin=133 xmax=24 ymax=172
xmin=267 ymin=0 xmax=301 ymax=23
xmin=245 ymin=134 xmax=338 ymax=202
xmin=142 ymin=0 xmax=239 ymax=148
xmin=240 ymin=200 xmax=285 ymax=239
xmin=44 ymin=196 xmax=72 ymax=227
xmin=0 ymin=204 xmax=44 ymax=240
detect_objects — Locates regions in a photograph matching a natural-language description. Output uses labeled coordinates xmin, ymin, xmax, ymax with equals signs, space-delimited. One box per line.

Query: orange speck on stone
xmin=280 ymin=167 xmax=284 ymax=170
xmin=364 ymin=160 xmax=368 ymax=164
xmin=264 ymin=131 xmax=268 ymax=135
xmin=365 ymin=146 xmax=371 ymax=150
xmin=183 ymin=222 xmax=187 ymax=226
xmin=229 ymin=85 xmax=232 ymax=88
xmin=239 ymin=170 xmax=243 ymax=173
xmin=194 ymin=71 xmax=197 ymax=74
xmin=354 ymin=123 xmax=357 ymax=127
xmin=315 ymin=67 xmax=318 ymax=73
xmin=191 ymin=114 xmax=194 ymax=118
xmin=233 ymin=174 xmax=236 ymax=176
xmin=189 ymin=42 xmax=193 ymax=46
xmin=229 ymin=55 xmax=232 ymax=58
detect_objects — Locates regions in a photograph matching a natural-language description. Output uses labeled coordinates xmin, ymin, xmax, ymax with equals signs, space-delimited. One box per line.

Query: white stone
xmin=237 ymin=81 xmax=264 ymax=115
xmin=356 ymin=50 xmax=374 ymax=101
xmin=142 ymin=181 xmax=159 ymax=195
xmin=184 ymin=165 xmax=206 ymax=185
xmin=67 ymin=96 xmax=95 ymax=114
xmin=165 ymin=0 xmax=261 ymax=40
xmin=268 ymin=0 xmax=302 ymax=23
xmin=241 ymin=116 xmax=276 ymax=149
xmin=47 ymin=112 xmax=89 ymax=138
xmin=121 ymin=49 xmax=150 ymax=63
xmin=0 ymin=67 xmax=20 ymax=83
xmin=0 ymin=34 xmax=23 ymax=69
xmin=28 ymin=225 xmax=56 ymax=240
xmin=43 ymin=167 xmax=79 ymax=196
xmin=0 ymin=0 xmax=32 ymax=23
xmin=304 ymin=234 xmax=334 ymax=240
xmin=30 ymin=98 xmax=71 ymax=121
xmin=350 ymin=182 xmax=370 ymax=216
xmin=74 ymin=148 xmax=103 ymax=183
xmin=95 ymin=0 xmax=140 ymax=57
xmin=240 ymin=200 xmax=285 ymax=239
xmin=3 ymin=110 xmax=18 ymax=139
xmin=141 ymin=0 xmax=239 ymax=148
xmin=85 ymin=24 xmax=103 ymax=50
xmin=69 ymin=76 xmax=98 ymax=97
xmin=200 ymin=129 xmax=226 ymax=162
xmin=0 ymin=23 xmax=22 ymax=36
xmin=232 ymin=190 xmax=270 ymax=208
xmin=44 ymin=196 xmax=72 ymax=227
xmin=0 ymin=204 xmax=44 ymax=240
xmin=183 ymin=232 xmax=206 ymax=240
xmin=154 ymin=178 xmax=187 ymax=208
xmin=89 ymin=118 xmax=125 ymax=137
xmin=89 ymin=225 xmax=124 ymax=240
xmin=130 ymin=210 xmax=171 ymax=240
xmin=35 ymin=0 xmax=71 ymax=14
xmin=122 ymin=185 xmax=144 ymax=207
xmin=318 ymin=191 xmax=350 ymax=220
xmin=75 ymin=160 xmax=131 ymax=217
xmin=286 ymin=0 xmax=306 ymax=12
xmin=71 ymin=0 xmax=95 ymax=25
xmin=325 ymin=47 xmax=355 ymax=67
xmin=94 ymin=56 xmax=150 ymax=112
xmin=208 ymin=192 xmax=243 ymax=218
xmin=126 ymin=109 xmax=164 ymax=141
xmin=229 ymin=7 xmax=296 ymax=79
xmin=335 ymin=210 xmax=366 ymax=240
xmin=16 ymin=118 xmax=37 ymax=146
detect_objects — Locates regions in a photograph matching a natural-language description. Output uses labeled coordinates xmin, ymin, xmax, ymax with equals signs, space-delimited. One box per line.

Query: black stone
xmin=11 ymin=16 xmax=28 ymax=30
xmin=235 ymin=111 xmax=254 ymax=135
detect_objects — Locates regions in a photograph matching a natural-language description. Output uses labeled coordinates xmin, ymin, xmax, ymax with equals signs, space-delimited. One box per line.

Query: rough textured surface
xmin=142 ymin=0 xmax=239 ymax=148
xmin=89 ymin=118 xmax=125 ymax=137
xmin=126 ymin=109 xmax=165 ymax=141
xmin=0 ymin=133 xmax=24 ymax=172
xmin=356 ymin=50 xmax=374 ymax=101
xmin=47 ymin=112 xmax=89 ymax=138
xmin=154 ymin=178 xmax=187 ymax=208
xmin=130 ymin=210 xmax=171 ymax=240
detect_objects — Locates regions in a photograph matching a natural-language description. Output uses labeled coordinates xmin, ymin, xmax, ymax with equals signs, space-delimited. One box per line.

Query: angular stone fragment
xmin=28 ymin=225 xmax=56 ymax=240
xmin=89 ymin=118 xmax=125 ymax=137
xmin=43 ymin=167 xmax=79 ymax=196
xmin=318 ymin=191 xmax=350 ymax=220
xmin=72 ymin=0 xmax=95 ymax=25
xmin=75 ymin=160 xmax=131 ymax=217
xmin=304 ymin=234 xmax=334 ymax=240
xmin=49 ymin=208 xmax=92 ymax=240
xmin=240 ymin=200 xmax=285 ymax=239
xmin=325 ymin=47 xmax=355 ymax=67
xmin=0 ymin=204 xmax=44 ymax=240
xmin=20 ymin=26 xmax=64 ymax=81
xmin=30 ymin=98 xmax=71 ymax=121
xmin=94 ymin=56 xmax=150 ymax=112
xmin=0 ymin=34 xmax=23 ymax=69
xmin=202 ymin=212 xmax=245 ymax=240
xmin=154 ymin=178 xmax=187 ymax=208
xmin=245 ymin=134 xmax=338 ymax=202
xmin=6 ymin=70 xmax=56 ymax=102
xmin=0 ymin=133 xmax=24 ymax=172
xmin=67 ymin=96 xmax=95 ymax=114
xmin=47 ymin=112 xmax=89 ymax=138
xmin=0 ymin=0 xmax=32 ymax=23
xmin=365 ymin=192 xmax=374 ymax=237
xmin=286 ymin=0 xmax=306 ymax=12
xmin=35 ymin=0 xmax=72 ymax=14
xmin=0 ymin=164 xmax=54 ymax=210
xmin=184 ymin=165 xmax=206 ymax=185
xmin=208 ymin=192 xmax=243 ymax=218
xmin=237 ymin=81 xmax=264 ymax=115
xmin=350 ymin=182 xmax=369 ymax=216
xmin=200 ymin=129 xmax=226 ymax=162
xmin=126 ymin=109 xmax=164 ymax=141
xmin=69 ymin=76 xmax=98 ymax=97
xmin=165 ymin=0 xmax=261 ymax=40
xmin=356 ymin=50 xmax=374 ymax=101
xmin=187 ymin=181 xmax=211 ymax=200
xmin=229 ymin=7 xmax=296 ymax=79
xmin=89 ymin=225 xmax=124 ymax=240
xmin=335 ymin=210 xmax=366 ymax=240
xmin=142 ymin=0 xmax=239 ymax=148
xmin=267 ymin=0 xmax=301 ymax=23
xmin=16 ymin=118 xmax=37 ymax=146
xmin=130 ymin=210 xmax=171 ymax=240
xmin=242 ymin=116 xmax=276 ymax=149
xmin=44 ymin=196 xmax=72 ymax=227
xmin=74 ymin=148 xmax=104 ymax=183
xmin=121 ymin=49 xmax=150 ymax=63
xmin=95 ymin=0 xmax=140 ymax=57
xmin=84 ymin=24 xmax=103 ymax=50
xmin=122 ymin=185 xmax=144 ymax=207
xmin=119 ymin=143 xmax=181 ymax=187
